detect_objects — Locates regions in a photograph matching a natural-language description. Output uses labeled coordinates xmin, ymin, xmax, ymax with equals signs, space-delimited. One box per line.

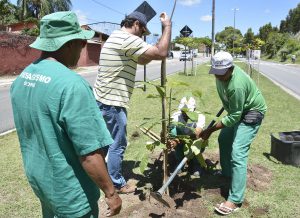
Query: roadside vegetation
xmin=1 ymin=62 xmax=300 ymax=217
xmin=173 ymin=3 xmax=300 ymax=64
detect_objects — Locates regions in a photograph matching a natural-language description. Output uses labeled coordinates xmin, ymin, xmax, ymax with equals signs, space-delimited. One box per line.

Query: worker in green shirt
xmin=10 ymin=12 xmax=121 ymax=217
xmin=200 ymin=51 xmax=267 ymax=215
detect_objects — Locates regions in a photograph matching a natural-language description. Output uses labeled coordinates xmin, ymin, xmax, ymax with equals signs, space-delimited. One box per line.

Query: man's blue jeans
xmin=97 ymin=101 xmax=127 ymax=188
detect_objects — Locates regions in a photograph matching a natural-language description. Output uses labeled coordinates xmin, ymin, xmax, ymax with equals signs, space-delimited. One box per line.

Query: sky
xmin=11 ymin=0 xmax=300 ymax=39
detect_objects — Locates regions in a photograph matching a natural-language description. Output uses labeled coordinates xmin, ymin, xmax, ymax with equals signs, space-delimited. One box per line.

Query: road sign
xmin=134 ymin=1 xmax=157 ymax=22
xmin=180 ymin=25 xmax=192 ymax=37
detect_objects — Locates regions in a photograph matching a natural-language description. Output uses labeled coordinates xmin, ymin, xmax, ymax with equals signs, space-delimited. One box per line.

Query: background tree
xmin=215 ymin=26 xmax=243 ymax=53
xmin=265 ymin=32 xmax=288 ymax=58
xmin=257 ymin=23 xmax=278 ymax=42
xmin=243 ymin=28 xmax=255 ymax=46
xmin=0 ymin=0 xmax=19 ymax=25
xmin=17 ymin=0 xmax=72 ymax=20
xmin=279 ymin=3 xmax=300 ymax=34
xmin=252 ymin=38 xmax=265 ymax=50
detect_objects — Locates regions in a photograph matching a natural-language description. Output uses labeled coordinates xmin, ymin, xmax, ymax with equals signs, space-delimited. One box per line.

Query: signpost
xmin=134 ymin=1 xmax=157 ymax=92
xmin=180 ymin=25 xmax=193 ymax=75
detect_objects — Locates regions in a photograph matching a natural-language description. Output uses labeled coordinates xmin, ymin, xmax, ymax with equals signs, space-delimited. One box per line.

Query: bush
xmin=22 ymin=27 xmax=39 ymax=37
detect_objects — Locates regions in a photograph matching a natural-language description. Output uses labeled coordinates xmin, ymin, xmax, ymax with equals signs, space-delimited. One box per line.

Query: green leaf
xmin=185 ymin=111 xmax=199 ymax=122
xmin=139 ymin=153 xmax=149 ymax=174
xmin=194 ymin=153 xmax=207 ymax=168
xmin=192 ymin=90 xmax=202 ymax=98
xmin=155 ymin=86 xmax=165 ymax=97
xmin=146 ymin=141 xmax=162 ymax=152
xmin=190 ymin=139 xmax=209 ymax=156
xmin=147 ymin=94 xmax=161 ymax=99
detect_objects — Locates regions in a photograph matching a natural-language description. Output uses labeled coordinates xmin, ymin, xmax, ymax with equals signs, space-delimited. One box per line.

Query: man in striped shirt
xmin=94 ymin=11 xmax=171 ymax=193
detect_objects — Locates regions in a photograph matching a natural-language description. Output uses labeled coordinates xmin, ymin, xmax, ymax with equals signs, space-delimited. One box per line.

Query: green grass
xmin=1 ymin=62 xmax=300 ymax=217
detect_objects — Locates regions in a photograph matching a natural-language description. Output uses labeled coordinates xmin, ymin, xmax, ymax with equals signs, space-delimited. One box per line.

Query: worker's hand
xmin=195 ymin=127 xmax=203 ymax=139
xmin=199 ymin=128 xmax=213 ymax=141
xmin=160 ymin=12 xmax=171 ymax=28
xmin=167 ymin=138 xmax=180 ymax=150
xmin=105 ymin=191 xmax=122 ymax=217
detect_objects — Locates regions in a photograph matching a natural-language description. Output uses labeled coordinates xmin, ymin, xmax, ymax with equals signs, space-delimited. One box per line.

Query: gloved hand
xmin=166 ymin=138 xmax=180 ymax=150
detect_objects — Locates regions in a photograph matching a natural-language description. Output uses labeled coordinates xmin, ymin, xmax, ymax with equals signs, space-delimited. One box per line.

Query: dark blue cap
xmin=127 ymin=11 xmax=150 ymax=35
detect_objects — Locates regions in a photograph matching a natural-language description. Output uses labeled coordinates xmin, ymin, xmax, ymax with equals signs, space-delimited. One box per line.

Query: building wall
xmin=77 ymin=43 xmax=101 ymax=67
xmin=6 ymin=22 xmax=37 ymax=33
xmin=0 ymin=32 xmax=40 ymax=76
xmin=0 ymin=32 xmax=101 ymax=75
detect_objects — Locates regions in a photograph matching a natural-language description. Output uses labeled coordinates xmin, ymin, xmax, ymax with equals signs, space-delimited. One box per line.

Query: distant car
xmin=179 ymin=51 xmax=192 ymax=61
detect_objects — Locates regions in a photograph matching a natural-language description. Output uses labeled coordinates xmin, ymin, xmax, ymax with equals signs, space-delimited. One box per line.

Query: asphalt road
xmin=247 ymin=59 xmax=300 ymax=99
xmin=0 ymin=57 xmax=209 ymax=134
xmin=2 ymin=58 xmax=299 ymax=134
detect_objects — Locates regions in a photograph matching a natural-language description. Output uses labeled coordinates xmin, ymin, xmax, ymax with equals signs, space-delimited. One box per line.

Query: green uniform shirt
xmin=216 ymin=65 xmax=267 ymax=127
xmin=10 ymin=59 xmax=113 ymax=217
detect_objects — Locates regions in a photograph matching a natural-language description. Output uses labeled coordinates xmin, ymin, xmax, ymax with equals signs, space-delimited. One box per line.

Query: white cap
xmin=178 ymin=97 xmax=196 ymax=112
xmin=209 ymin=51 xmax=233 ymax=75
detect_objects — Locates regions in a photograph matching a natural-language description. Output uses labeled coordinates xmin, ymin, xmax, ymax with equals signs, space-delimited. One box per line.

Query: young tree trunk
xmin=160 ymin=46 xmax=169 ymax=195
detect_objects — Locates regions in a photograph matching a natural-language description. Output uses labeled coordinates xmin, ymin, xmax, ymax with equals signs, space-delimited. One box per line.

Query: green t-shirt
xmin=216 ymin=65 xmax=267 ymax=127
xmin=10 ymin=59 xmax=113 ymax=217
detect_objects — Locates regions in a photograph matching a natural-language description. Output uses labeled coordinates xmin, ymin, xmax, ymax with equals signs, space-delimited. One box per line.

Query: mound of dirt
xmin=99 ymin=152 xmax=272 ymax=217
xmin=99 ymin=190 xmax=209 ymax=217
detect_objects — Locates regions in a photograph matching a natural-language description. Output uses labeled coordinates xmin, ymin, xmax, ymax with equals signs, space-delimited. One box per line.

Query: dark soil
xmin=247 ymin=164 xmax=272 ymax=191
xmin=99 ymin=151 xmax=272 ymax=217
xmin=250 ymin=205 xmax=270 ymax=217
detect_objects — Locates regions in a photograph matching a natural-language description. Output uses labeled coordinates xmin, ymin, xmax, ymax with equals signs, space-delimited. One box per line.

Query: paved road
xmin=247 ymin=59 xmax=300 ymax=99
xmin=0 ymin=57 xmax=209 ymax=134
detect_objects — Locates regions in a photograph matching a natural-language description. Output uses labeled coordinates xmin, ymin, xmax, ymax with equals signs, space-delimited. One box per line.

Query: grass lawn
xmin=1 ymin=61 xmax=300 ymax=217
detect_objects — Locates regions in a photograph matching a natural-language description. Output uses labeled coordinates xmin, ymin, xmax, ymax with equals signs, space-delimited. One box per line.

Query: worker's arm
xmin=80 ymin=149 xmax=122 ymax=217
xmin=137 ymin=12 xmax=171 ymax=63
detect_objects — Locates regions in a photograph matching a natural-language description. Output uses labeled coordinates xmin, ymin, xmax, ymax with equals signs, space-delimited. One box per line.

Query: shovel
xmin=150 ymin=107 xmax=224 ymax=207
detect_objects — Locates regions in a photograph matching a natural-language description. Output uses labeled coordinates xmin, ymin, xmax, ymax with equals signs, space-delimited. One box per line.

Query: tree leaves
xmin=139 ymin=153 xmax=149 ymax=174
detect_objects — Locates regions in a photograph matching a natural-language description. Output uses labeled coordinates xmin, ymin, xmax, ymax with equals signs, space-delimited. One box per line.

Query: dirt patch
xmin=247 ymin=164 xmax=272 ymax=191
xmin=99 ymin=152 xmax=272 ymax=217
xmin=250 ymin=205 xmax=269 ymax=217
xmin=99 ymin=189 xmax=209 ymax=217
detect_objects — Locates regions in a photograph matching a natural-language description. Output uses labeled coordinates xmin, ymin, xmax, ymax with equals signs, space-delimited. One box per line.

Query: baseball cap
xmin=209 ymin=51 xmax=233 ymax=75
xmin=30 ymin=11 xmax=95 ymax=52
xmin=127 ymin=11 xmax=151 ymax=35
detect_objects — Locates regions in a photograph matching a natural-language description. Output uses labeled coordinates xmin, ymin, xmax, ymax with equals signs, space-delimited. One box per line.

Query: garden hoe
xmin=150 ymin=107 xmax=224 ymax=207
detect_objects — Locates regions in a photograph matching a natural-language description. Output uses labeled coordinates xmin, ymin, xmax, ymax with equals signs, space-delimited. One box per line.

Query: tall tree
xmin=279 ymin=3 xmax=300 ymax=34
xmin=243 ymin=28 xmax=255 ymax=46
xmin=0 ymin=0 xmax=19 ymax=25
xmin=265 ymin=32 xmax=288 ymax=57
xmin=258 ymin=23 xmax=277 ymax=42
xmin=17 ymin=0 xmax=72 ymax=20
xmin=215 ymin=26 xmax=243 ymax=52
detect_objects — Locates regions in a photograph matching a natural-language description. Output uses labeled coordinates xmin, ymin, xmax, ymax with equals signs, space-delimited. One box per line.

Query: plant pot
xmin=270 ymin=131 xmax=300 ymax=167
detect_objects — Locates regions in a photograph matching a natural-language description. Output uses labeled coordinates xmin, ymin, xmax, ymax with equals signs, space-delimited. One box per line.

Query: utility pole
xmin=211 ymin=0 xmax=215 ymax=57
xmin=232 ymin=8 xmax=239 ymax=57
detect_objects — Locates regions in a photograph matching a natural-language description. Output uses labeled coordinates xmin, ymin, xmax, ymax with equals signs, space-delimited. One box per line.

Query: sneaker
xmin=116 ymin=184 xmax=136 ymax=194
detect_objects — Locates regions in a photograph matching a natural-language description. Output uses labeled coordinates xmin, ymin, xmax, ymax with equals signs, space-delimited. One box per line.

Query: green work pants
xmin=41 ymin=200 xmax=99 ymax=218
xmin=218 ymin=122 xmax=261 ymax=204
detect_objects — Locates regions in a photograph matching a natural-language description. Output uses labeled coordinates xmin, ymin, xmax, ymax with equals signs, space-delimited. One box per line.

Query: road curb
xmin=0 ymin=128 xmax=16 ymax=136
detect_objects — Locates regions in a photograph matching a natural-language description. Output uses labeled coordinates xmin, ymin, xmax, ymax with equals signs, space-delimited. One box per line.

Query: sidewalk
xmin=0 ymin=75 xmax=16 ymax=87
